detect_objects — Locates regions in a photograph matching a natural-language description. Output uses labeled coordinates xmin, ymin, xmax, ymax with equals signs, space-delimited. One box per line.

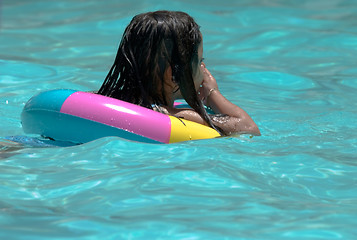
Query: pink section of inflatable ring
xmin=60 ymin=92 xmax=171 ymax=143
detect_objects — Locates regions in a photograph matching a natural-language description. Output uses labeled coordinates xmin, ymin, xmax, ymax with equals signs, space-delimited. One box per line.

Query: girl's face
xmin=172 ymin=40 xmax=204 ymax=101
xmin=193 ymin=41 xmax=204 ymax=92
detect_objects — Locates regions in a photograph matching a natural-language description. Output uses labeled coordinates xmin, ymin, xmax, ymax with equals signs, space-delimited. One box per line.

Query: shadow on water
xmin=0 ymin=138 xmax=30 ymax=160
xmin=0 ymin=136 xmax=76 ymax=160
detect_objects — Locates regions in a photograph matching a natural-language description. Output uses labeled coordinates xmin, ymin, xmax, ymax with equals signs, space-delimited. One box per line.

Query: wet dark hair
xmin=98 ymin=10 xmax=219 ymax=132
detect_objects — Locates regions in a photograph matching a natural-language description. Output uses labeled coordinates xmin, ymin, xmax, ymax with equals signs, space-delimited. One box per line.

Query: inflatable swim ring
xmin=21 ymin=89 xmax=220 ymax=144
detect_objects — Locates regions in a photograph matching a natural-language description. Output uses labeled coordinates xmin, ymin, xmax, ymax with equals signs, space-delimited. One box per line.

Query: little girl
xmin=98 ymin=10 xmax=260 ymax=136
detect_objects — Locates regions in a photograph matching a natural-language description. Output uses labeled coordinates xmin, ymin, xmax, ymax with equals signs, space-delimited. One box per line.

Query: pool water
xmin=1 ymin=0 xmax=356 ymax=239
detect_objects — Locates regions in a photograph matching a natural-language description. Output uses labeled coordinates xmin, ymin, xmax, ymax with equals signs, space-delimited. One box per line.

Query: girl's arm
xmin=198 ymin=65 xmax=260 ymax=136
xmin=163 ymin=64 xmax=260 ymax=136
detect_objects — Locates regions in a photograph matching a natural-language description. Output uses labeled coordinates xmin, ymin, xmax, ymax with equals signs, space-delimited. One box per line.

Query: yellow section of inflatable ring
xmin=168 ymin=116 xmax=220 ymax=143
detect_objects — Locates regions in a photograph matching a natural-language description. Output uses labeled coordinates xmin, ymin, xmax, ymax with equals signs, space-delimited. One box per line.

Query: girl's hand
xmin=197 ymin=63 xmax=261 ymax=136
xmin=198 ymin=63 xmax=219 ymax=106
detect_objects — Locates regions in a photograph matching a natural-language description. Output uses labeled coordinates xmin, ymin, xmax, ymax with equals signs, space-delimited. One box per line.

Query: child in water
xmin=98 ymin=10 xmax=260 ymax=136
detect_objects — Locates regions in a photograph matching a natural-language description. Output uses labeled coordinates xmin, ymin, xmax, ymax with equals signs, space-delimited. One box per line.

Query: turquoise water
xmin=1 ymin=0 xmax=357 ymax=239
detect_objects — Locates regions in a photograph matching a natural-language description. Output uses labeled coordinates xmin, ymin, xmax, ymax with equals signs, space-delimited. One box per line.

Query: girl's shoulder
xmin=153 ymin=104 xmax=209 ymax=126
